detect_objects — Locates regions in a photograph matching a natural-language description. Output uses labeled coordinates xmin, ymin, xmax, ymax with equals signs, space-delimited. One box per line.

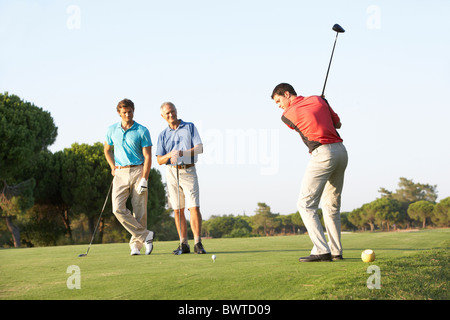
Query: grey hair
xmin=160 ymin=101 xmax=177 ymax=115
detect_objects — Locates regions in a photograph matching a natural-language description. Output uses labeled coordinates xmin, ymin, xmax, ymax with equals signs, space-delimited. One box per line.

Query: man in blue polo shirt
xmin=104 ymin=98 xmax=155 ymax=256
xmin=156 ymin=102 xmax=205 ymax=254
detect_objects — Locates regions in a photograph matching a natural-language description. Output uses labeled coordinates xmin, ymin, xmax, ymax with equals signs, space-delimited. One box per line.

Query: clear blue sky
xmin=1 ymin=0 xmax=449 ymax=219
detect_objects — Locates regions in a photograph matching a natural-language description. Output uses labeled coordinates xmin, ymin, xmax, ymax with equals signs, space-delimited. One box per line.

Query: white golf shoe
xmin=130 ymin=246 xmax=141 ymax=256
xmin=144 ymin=231 xmax=155 ymax=255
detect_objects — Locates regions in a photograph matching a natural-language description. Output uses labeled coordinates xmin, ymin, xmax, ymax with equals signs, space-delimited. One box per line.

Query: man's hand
xmin=170 ymin=150 xmax=180 ymax=164
xmin=137 ymin=177 xmax=148 ymax=194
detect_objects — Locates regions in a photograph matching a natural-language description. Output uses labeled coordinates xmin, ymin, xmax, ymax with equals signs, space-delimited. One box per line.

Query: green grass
xmin=0 ymin=229 xmax=448 ymax=300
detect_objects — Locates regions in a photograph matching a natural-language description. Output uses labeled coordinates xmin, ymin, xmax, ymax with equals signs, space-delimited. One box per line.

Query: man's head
xmin=271 ymin=83 xmax=297 ymax=110
xmin=117 ymin=98 xmax=135 ymax=112
xmin=117 ymin=98 xmax=135 ymax=123
xmin=160 ymin=101 xmax=178 ymax=127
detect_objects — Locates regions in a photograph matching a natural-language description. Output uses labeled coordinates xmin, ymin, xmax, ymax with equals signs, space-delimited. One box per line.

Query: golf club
xmin=321 ymin=23 xmax=345 ymax=98
xmin=174 ymin=164 xmax=183 ymax=255
xmin=78 ymin=179 xmax=113 ymax=257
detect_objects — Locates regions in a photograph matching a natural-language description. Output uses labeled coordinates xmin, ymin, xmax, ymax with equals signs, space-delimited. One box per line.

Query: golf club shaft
xmin=321 ymin=32 xmax=339 ymax=97
xmin=176 ymin=165 xmax=182 ymax=246
xmin=83 ymin=179 xmax=113 ymax=256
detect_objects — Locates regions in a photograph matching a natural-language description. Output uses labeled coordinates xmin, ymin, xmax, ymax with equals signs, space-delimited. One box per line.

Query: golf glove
xmin=137 ymin=178 xmax=148 ymax=194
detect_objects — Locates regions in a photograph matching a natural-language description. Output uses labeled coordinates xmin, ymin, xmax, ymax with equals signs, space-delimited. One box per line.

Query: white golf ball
xmin=211 ymin=254 xmax=216 ymax=262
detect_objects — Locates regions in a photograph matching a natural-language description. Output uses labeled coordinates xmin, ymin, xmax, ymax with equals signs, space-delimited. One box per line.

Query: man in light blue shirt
xmin=104 ymin=98 xmax=155 ymax=256
xmin=156 ymin=120 xmax=202 ymax=165
xmin=156 ymin=102 xmax=205 ymax=254
xmin=106 ymin=121 xmax=152 ymax=167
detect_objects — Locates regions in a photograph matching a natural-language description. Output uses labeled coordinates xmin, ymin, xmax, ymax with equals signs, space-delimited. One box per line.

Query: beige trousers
xmin=297 ymin=142 xmax=348 ymax=256
xmin=112 ymin=165 xmax=149 ymax=250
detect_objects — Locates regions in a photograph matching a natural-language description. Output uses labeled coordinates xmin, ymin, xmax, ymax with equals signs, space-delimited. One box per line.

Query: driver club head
xmin=78 ymin=253 xmax=87 ymax=257
xmin=332 ymin=24 xmax=345 ymax=33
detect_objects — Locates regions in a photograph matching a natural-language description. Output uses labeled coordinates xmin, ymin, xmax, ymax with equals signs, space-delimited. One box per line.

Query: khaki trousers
xmin=112 ymin=165 xmax=149 ymax=250
xmin=297 ymin=142 xmax=348 ymax=256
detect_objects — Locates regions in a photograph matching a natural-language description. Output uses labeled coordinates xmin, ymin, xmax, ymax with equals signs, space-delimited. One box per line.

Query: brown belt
xmin=115 ymin=164 xmax=142 ymax=169
xmin=172 ymin=164 xmax=195 ymax=169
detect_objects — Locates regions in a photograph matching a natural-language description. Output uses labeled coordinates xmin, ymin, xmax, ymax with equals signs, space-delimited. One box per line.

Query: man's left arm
xmin=321 ymin=96 xmax=342 ymax=129
xmin=177 ymin=123 xmax=203 ymax=159
xmin=142 ymin=146 xmax=152 ymax=180
xmin=180 ymin=144 xmax=203 ymax=157
xmin=190 ymin=124 xmax=203 ymax=155
xmin=334 ymin=120 xmax=342 ymax=129
xmin=136 ymin=145 xmax=152 ymax=195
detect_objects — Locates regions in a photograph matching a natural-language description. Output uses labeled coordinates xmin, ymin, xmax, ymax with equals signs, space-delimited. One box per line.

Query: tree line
xmin=347 ymin=178 xmax=448 ymax=231
xmin=202 ymin=181 xmax=449 ymax=238
xmin=1 ymin=93 xmax=448 ymax=247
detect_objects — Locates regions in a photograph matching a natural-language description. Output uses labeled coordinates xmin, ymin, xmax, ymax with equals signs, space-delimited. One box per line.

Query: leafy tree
xmin=23 ymin=150 xmax=69 ymax=244
xmin=228 ymin=216 xmax=252 ymax=237
xmin=408 ymin=200 xmax=435 ymax=228
xmin=207 ymin=215 xmax=237 ymax=238
xmin=379 ymin=177 xmax=438 ymax=203
xmin=379 ymin=177 xmax=438 ymax=228
xmin=360 ymin=203 xmax=377 ymax=232
xmin=202 ymin=215 xmax=252 ymax=238
xmin=371 ymin=197 xmax=402 ymax=231
xmin=348 ymin=207 xmax=365 ymax=231
xmin=0 ymin=93 xmax=57 ymax=181
xmin=58 ymin=142 xmax=112 ymax=243
xmin=432 ymin=197 xmax=449 ymax=227
xmin=20 ymin=203 xmax=66 ymax=246
xmin=251 ymin=203 xmax=281 ymax=236
xmin=150 ymin=208 xmax=178 ymax=241
xmin=339 ymin=212 xmax=355 ymax=231
xmin=0 ymin=179 xmax=35 ymax=247
xmin=147 ymin=168 xmax=169 ymax=239
xmin=0 ymin=93 xmax=57 ymax=247
xmin=357 ymin=198 xmax=403 ymax=231
xmin=279 ymin=214 xmax=299 ymax=234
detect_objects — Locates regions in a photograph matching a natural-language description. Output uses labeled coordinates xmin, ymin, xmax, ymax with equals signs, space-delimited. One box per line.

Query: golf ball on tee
xmin=361 ymin=249 xmax=376 ymax=262
xmin=211 ymin=254 xmax=216 ymax=262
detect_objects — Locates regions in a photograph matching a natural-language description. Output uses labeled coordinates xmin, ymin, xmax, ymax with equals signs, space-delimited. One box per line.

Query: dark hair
xmin=117 ymin=99 xmax=135 ymax=112
xmin=271 ymin=83 xmax=297 ymax=99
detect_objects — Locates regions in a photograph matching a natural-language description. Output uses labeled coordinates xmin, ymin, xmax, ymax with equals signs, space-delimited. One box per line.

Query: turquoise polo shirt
xmin=106 ymin=121 xmax=152 ymax=166
xmin=156 ymin=119 xmax=202 ymax=165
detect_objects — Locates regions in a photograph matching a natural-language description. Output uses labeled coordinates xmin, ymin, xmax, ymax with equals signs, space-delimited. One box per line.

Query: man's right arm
xmin=104 ymin=142 xmax=116 ymax=176
xmin=156 ymin=150 xmax=178 ymax=165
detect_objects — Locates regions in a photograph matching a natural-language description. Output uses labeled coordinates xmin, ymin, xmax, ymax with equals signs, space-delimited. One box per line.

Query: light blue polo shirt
xmin=156 ymin=119 xmax=202 ymax=165
xmin=106 ymin=121 xmax=152 ymax=166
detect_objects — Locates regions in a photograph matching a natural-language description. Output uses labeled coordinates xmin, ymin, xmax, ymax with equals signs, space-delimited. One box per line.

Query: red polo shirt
xmin=281 ymin=95 xmax=343 ymax=153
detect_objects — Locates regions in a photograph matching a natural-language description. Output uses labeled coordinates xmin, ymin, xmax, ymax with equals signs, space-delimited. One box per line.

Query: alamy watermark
xmin=366 ymin=265 xmax=381 ymax=289
xmin=366 ymin=5 xmax=381 ymax=30
xmin=66 ymin=5 xmax=81 ymax=30
xmin=197 ymin=125 xmax=280 ymax=176
xmin=66 ymin=265 xmax=81 ymax=289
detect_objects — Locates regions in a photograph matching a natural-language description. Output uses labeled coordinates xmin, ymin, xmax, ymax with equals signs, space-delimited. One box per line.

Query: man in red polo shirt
xmin=271 ymin=83 xmax=348 ymax=262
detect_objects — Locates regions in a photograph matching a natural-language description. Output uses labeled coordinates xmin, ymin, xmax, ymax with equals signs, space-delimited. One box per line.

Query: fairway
xmin=0 ymin=229 xmax=448 ymax=300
